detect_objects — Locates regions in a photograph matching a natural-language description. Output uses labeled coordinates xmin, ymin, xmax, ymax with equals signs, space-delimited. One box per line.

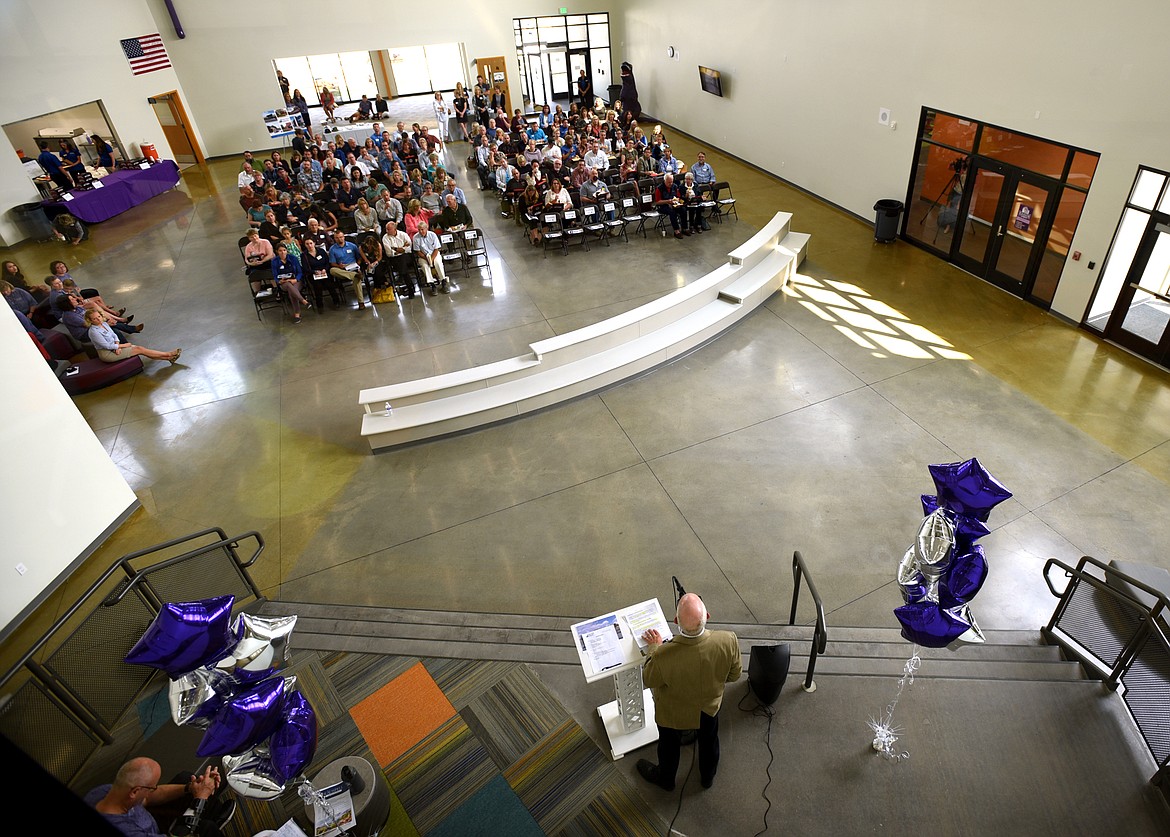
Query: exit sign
xmin=560 ymin=7 xmax=568 ymax=13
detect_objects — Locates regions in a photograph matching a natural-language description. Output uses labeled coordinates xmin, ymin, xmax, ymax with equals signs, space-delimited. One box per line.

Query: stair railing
xmin=790 ymin=550 xmax=828 ymax=692
xmin=0 ymin=528 xmax=265 ymax=783
xmin=1043 ymin=555 xmax=1170 ymax=783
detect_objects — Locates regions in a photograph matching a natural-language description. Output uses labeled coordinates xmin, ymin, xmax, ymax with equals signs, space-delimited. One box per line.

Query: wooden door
xmin=149 ymin=91 xmax=203 ymax=164
xmin=477 ymin=56 xmax=511 ymax=115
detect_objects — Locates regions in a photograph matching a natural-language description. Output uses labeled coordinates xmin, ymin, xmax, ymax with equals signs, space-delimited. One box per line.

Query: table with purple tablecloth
xmin=42 ymin=160 xmax=181 ymax=223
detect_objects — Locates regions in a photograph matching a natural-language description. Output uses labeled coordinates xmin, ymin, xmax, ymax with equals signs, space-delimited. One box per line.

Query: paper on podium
xmin=571 ymin=598 xmax=672 ymax=681
xmin=624 ymin=599 xmax=673 ymax=649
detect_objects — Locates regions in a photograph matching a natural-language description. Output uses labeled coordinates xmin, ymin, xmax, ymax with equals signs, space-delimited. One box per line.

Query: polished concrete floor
xmin=8 ymin=124 xmax=1170 ymax=653
xmin=10 ymin=117 xmax=1170 ymax=833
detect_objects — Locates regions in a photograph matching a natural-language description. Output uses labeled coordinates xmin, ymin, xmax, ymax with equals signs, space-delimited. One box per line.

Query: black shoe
xmin=701 ymin=774 xmax=715 ymax=790
xmin=125 ymin=314 xmax=135 ymax=324
xmin=636 ymin=759 xmax=674 ymax=791
xmin=211 ymin=796 xmax=237 ymax=828
xmin=682 ymin=229 xmax=692 ymax=236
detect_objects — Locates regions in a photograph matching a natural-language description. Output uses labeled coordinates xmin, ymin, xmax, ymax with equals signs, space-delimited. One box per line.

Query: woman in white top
xmin=432 ymin=92 xmax=450 ymax=142
xmin=543 ymin=179 xmax=572 ymax=211
xmin=86 ymin=308 xmax=180 ymax=364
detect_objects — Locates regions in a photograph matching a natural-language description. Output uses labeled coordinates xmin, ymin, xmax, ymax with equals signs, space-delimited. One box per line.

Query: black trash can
xmin=873 ymin=199 xmax=904 ymax=243
xmin=11 ymin=202 xmax=53 ymax=242
xmin=607 ymin=83 xmax=622 ymax=106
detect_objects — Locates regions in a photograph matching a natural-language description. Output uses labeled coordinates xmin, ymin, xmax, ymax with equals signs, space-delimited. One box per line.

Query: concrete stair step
xmin=266 ymin=600 xmax=1083 ymax=684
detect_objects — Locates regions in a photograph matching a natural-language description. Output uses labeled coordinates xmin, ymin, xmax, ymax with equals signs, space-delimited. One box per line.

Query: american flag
xmin=120 ymin=34 xmax=171 ymax=75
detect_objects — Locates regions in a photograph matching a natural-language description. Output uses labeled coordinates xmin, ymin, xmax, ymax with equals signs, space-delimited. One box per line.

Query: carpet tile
xmin=505 ymin=717 xmax=615 ymax=834
xmin=385 ymin=713 xmax=497 ymax=835
xmin=461 ymin=664 xmax=570 ymax=769
xmin=429 ymin=773 xmax=544 ymax=837
xmin=350 ymin=661 xmax=455 ymax=767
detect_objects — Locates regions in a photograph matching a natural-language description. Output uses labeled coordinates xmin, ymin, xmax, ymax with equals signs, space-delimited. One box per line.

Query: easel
xmin=919 ymin=161 xmax=967 ymax=244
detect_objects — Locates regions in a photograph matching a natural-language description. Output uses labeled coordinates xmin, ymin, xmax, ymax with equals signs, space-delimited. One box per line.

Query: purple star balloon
xmin=939 ymin=546 xmax=988 ymax=609
xmin=124 ymin=596 xmax=237 ymax=678
xmin=927 ymin=459 xmax=1012 ymax=522
xmin=196 ymin=675 xmax=291 ymax=758
xmin=894 ymin=601 xmax=972 ymax=648
xmin=270 ymin=690 xmax=318 ymax=783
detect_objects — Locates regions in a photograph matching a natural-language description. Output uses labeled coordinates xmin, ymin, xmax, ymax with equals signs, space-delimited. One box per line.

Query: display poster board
xmin=263 ymin=107 xmax=304 ymax=138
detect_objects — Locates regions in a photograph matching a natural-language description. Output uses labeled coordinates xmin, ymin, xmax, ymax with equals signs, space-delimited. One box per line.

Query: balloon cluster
xmin=894 ymin=459 xmax=1012 ymax=649
xmin=124 ymin=597 xmax=317 ymax=799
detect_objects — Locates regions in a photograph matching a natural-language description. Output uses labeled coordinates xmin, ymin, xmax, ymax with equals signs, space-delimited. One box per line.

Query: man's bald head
xmin=114 ymin=757 xmax=161 ymax=790
xmin=676 ymin=593 xmax=708 ymax=636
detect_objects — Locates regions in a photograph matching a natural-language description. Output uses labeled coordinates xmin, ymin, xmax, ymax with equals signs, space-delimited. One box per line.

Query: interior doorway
xmin=904 ymin=108 xmax=1097 ymax=310
xmin=476 ymin=56 xmax=512 ymax=114
xmin=951 ymin=160 xmax=1058 ymax=300
xmin=148 ymin=91 xmax=202 ymax=165
xmin=1098 ymin=217 xmax=1170 ymax=364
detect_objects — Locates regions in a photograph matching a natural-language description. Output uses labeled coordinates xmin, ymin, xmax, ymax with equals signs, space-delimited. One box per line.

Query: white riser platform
xmin=360 ymin=212 xmax=809 ymax=452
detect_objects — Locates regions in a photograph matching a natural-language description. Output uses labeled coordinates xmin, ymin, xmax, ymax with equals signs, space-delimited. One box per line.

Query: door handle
xmin=996 ymin=225 xmax=1004 ymax=237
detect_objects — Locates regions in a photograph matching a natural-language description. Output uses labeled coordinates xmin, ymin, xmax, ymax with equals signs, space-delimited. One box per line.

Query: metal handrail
xmin=789 ymin=550 xmax=828 ymax=692
xmin=1042 ymin=555 xmax=1168 ymax=689
xmin=1 ymin=528 xmax=264 ymax=690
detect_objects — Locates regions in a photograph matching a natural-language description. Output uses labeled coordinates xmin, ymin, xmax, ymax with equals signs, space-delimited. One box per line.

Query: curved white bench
xmin=360 ymin=211 xmax=809 ymax=451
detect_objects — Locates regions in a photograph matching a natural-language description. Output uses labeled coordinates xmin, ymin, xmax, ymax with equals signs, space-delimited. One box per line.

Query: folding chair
xmin=462 ymin=228 xmax=491 ymax=278
xmin=620 ymin=197 xmax=643 ymax=238
xmin=541 ymin=213 xmax=565 ymax=258
xmin=602 ymin=201 xmax=628 ymax=244
xmin=581 ymin=204 xmax=608 ymax=247
xmin=439 ymin=232 xmax=466 ymax=274
xmin=713 ymin=181 xmax=737 ymax=222
xmin=561 ymin=208 xmax=589 ymax=252
xmin=697 ymin=185 xmax=718 ymax=227
xmin=637 ymin=193 xmax=662 ymax=237
xmin=240 ymin=236 xmax=283 ymax=321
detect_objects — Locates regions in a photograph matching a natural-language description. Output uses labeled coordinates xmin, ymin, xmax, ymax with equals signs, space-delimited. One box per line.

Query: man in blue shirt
xmin=690 ymin=151 xmax=717 ymax=230
xmin=440 ymin=177 xmax=467 ymax=206
xmin=348 ymin=94 xmax=374 ymax=123
xmin=86 ymin=757 xmax=230 ymax=837
xmin=328 ymin=229 xmax=366 ymax=308
xmin=658 ymin=146 xmax=684 ymax=177
xmin=691 ymin=151 xmax=715 ymax=185
xmin=38 ymin=141 xmax=72 ymax=189
xmin=525 ymin=124 xmax=547 ymax=144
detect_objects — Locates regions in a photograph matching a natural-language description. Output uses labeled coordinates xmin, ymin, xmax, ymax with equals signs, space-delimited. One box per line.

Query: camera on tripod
xmin=950 ymin=156 xmax=970 ymax=174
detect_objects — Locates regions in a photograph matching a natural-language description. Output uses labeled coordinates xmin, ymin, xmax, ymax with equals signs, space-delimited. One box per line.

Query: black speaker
xmin=748 ymin=644 xmax=791 ymax=707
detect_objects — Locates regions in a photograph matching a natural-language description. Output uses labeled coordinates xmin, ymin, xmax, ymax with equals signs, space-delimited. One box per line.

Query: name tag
xmin=92 ymin=180 xmax=104 ymax=188
xmin=139 ymin=162 xmax=151 ymax=170
xmin=62 ymin=193 xmax=74 ymax=201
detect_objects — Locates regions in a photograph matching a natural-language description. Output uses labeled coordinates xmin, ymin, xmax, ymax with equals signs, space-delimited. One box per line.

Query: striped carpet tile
xmin=321 ymin=651 xmax=420 ymax=707
xmin=427 ymin=658 xmax=520 ymax=709
xmin=504 ymin=717 xmax=615 ymax=834
xmin=385 ymin=713 xmax=497 ymax=834
xmin=553 ymin=784 xmax=668 ymax=837
xmin=461 ymin=664 xmax=570 ymax=768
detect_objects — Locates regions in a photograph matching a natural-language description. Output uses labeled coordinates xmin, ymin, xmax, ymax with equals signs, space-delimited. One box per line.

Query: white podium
xmin=570 ymin=598 xmax=672 ymax=760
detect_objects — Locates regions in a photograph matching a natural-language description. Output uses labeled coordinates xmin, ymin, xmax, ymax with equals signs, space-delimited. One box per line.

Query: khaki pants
xmin=416 ymin=256 xmax=446 ymax=286
xmin=330 ymin=267 xmax=366 ymax=305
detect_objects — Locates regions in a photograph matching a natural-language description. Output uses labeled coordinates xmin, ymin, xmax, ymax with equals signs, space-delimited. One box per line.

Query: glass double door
xmin=1103 ymin=220 xmax=1170 ymax=363
xmin=952 ymin=159 xmax=1058 ymax=301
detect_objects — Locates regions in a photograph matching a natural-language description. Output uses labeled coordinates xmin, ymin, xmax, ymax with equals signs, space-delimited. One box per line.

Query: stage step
xmin=261 ymin=601 xmax=1086 ymax=684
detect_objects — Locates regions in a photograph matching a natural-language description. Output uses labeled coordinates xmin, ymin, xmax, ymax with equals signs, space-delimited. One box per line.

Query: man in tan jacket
xmin=637 ymin=593 xmax=742 ymax=791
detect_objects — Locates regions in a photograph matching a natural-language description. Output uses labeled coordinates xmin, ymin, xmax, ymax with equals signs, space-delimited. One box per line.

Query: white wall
xmin=0 ymin=308 xmax=139 ymax=642
xmin=138 ymin=0 xmax=620 ymax=157
xmin=615 ymin=0 xmax=1170 ymax=321
xmin=0 ymin=0 xmax=199 ymax=246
